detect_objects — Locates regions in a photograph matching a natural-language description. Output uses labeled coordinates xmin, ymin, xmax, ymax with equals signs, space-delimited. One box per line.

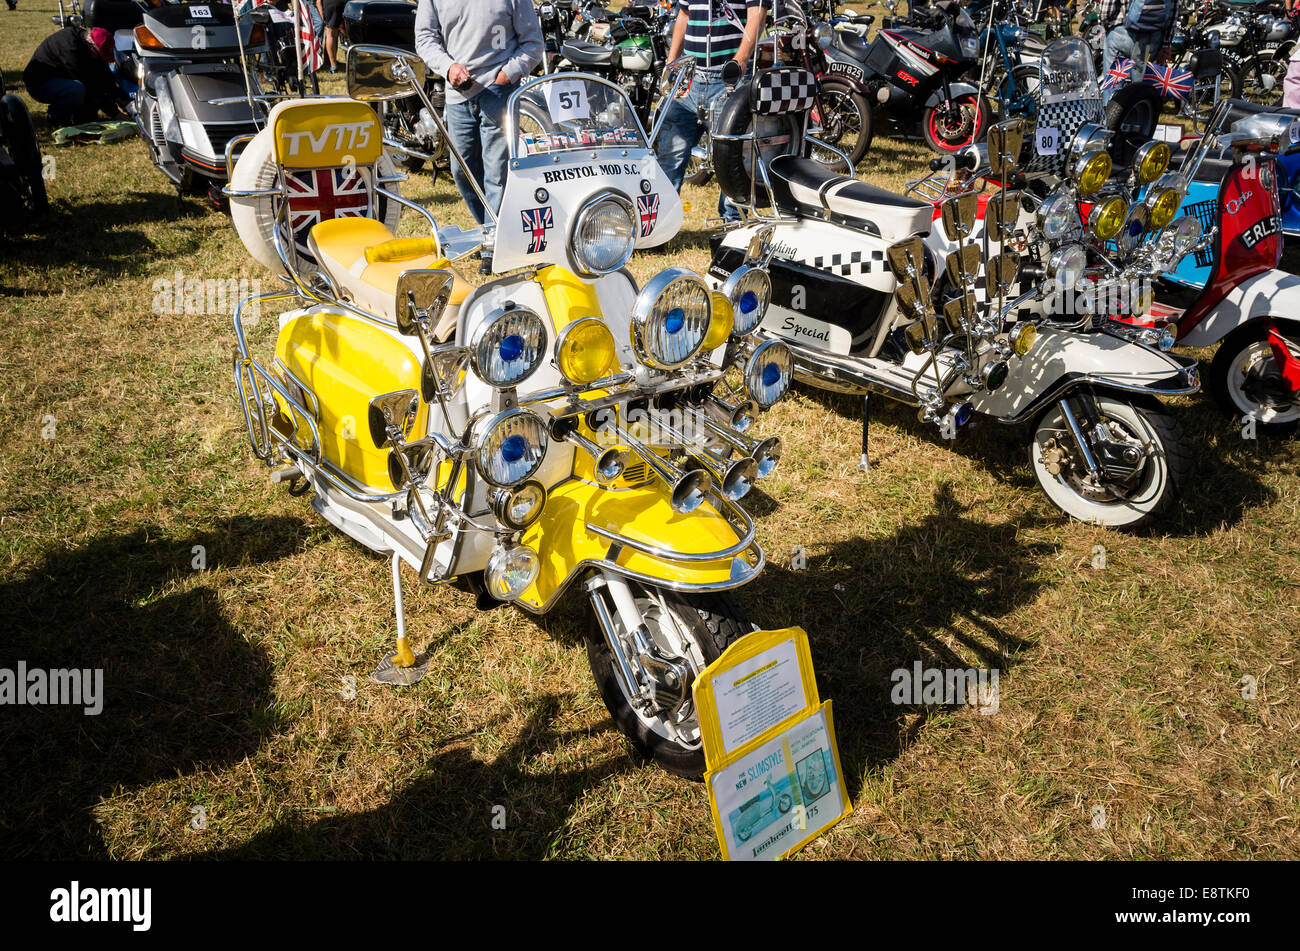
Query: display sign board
xmin=694 ymin=628 xmax=851 ymax=861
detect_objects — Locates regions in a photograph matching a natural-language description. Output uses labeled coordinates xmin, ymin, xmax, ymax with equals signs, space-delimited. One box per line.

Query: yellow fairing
xmin=272 ymin=100 xmax=384 ymax=169
xmin=516 ymin=479 xmax=744 ymax=609
xmin=275 ymin=311 xmax=427 ymax=489
xmin=536 ymin=265 xmax=604 ymax=333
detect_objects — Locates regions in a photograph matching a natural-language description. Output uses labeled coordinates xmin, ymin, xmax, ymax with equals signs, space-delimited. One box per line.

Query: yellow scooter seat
xmin=309 ymin=217 xmax=469 ymax=338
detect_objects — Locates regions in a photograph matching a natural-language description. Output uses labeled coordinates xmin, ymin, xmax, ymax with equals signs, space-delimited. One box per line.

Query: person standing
xmin=414 ymin=0 xmax=543 ymax=228
xmin=322 ymin=0 xmax=346 ymax=72
xmin=1101 ymin=0 xmax=1177 ymax=103
xmin=23 ymin=26 xmax=127 ymax=127
xmin=656 ymin=0 xmax=764 ymax=223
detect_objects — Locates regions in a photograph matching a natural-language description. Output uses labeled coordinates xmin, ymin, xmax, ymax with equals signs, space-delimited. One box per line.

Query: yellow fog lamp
xmin=1145 ymin=176 xmax=1183 ymax=231
xmin=484 ymin=544 xmax=541 ymax=601
xmin=1073 ymin=149 xmax=1113 ymax=197
xmin=1134 ymin=139 xmax=1171 ymax=185
xmin=704 ymin=292 xmax=736 ymax=351
xmin=554 ymin=317 xmax=617 ymax=385
xmin=1088 ymin=195 xmax=1129 ymax=242
xmin=1012 ymin=323 xmax=1038 ymax=356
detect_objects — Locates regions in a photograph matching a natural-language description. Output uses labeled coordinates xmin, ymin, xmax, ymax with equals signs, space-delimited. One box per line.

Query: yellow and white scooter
xmin=225 ymin=47 xmax=794 ymax=777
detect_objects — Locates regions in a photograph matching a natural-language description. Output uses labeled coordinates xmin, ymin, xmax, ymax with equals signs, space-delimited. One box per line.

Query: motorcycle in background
xmin=1 ymin=68 xmax=48 ymax=228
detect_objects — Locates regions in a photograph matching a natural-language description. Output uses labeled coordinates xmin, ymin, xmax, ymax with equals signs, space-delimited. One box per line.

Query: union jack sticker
xmin=636 ymin=193 xmax=659 ymax=238
xmin=521 ymin=206 xmax=554 ymax=254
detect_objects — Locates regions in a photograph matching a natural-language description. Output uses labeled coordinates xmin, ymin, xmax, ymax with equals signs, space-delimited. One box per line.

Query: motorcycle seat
xmin=307 ymin=217 xmax=469 ymax=335
xmin=562 ymin=40 xmax=615 ymax=67
xmin=831 ymin=29 xmax=872 ymax=62
xmin=1221 ymin=99 xmax=1300 ymax=128
xmin=768 ymin=154 xmax=932 ymax=241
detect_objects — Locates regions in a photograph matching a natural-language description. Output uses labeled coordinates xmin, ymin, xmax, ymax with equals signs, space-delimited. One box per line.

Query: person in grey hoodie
xmin=415 ymin=0 xmax=543 ymax=227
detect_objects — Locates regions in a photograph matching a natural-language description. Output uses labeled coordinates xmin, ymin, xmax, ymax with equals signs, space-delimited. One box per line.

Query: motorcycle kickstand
xmin=858 ymin=393 xmax=870 ymax=473
xmin=370 ymin=552 xmax=431 ymax=685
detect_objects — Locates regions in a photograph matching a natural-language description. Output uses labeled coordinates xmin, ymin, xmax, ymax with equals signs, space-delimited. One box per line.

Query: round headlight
xmin=1012 ymin=323 xmax=1037 ymax=356
xmin=1088 ymin=195 xmax=1128 ymax=242
xmin=745 ymin=339 xmax=793 ymax=409
xmin=484 ymin=545 xmax=540 ymax=601
xmin=1168 ymin=214 xmax=1203 ymax=257
xmin=1047 ymin=244 xmax=1087 ymax=290
xmin=570 ymin=192 xmax=636 ymax=276
xmin=470 ymin=305 xmax=547 ymax=389
xmin=474 ymin=408 xmax=549 ymax=486
xmin=1074 ymin=150 xmax=1113 ymax=197
xmin=705 ymin=292 xmax=735 ymax=352
xmin=1037 ymin=191 xmax=1080 ymax=240
xmin=554 ymin=317 xmax=616 ymax=385
xmin=1134 ymin=140 xmax=1171 ymax=185
xmin=1118 ymin=202 xmax=1150 ymax=253
xmin=1157 ymin=323 xmax=1177 ymax=351
xmin=1145 ymin=179 xmax=1182 ymax=231
xmin=630 ymin=267 xmax=712 ymax=369
xmin=721 ymin=265 xmax=772 ymax=335
xmin=491 ymin=479 xmax=546 ymax=530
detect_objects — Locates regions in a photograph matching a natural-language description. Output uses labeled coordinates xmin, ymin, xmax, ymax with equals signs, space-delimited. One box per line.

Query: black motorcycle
xmin=1 ymin=68 xmax=48 ymax=230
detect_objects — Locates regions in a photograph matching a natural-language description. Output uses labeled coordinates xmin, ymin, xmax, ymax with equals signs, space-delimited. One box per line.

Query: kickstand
xmin=857 ymin=393 xmax=870 ymax=473
xmin=369 ymin=552 xmax=431 ymax=685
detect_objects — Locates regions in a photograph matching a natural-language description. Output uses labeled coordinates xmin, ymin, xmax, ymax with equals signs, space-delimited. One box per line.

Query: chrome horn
xmin=607 ymin=420 xmax=713 ymax=514
xmin=655 ymin=417 xmax=758 ymax=502
xmin=704 ymin=395 xmax=758 ymax=433
xmin=562 ymin=425 xmax=629 ymax=485
xmin=689 ymin=408 xmax=781 ymax=479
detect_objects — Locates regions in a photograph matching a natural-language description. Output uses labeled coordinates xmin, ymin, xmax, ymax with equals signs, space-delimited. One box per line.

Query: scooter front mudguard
xmin=971 ymin=327 xmax=1200 ymax=423
xmin=514 ymin=478 xmax=764 ymax=614
xmin=1178 ymin=268 xmax=1300 ymax=348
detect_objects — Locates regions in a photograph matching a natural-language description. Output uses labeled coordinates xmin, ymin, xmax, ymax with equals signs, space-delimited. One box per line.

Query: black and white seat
xmin=767 ymin=154 xmax=932 ymax=241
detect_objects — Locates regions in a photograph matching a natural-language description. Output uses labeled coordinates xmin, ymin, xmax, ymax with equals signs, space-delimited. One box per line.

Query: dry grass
xmin=1 ymin=2 xmax=1297 ymax=860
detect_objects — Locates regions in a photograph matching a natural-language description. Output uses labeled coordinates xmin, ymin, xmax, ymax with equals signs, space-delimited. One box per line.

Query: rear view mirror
xmin=985 ymin=191 xmax=1022 ymax=242
xmin=347 ymin=45 xmax=426 ymax=102
xmin=939 ymin=192 xmax=978 ymax=242
xmin=395 ymin=269 xmax=455 ymax=337
xmin=987 ymin=119 xmax=1025 ymax=179
xmin=368 ymin=390 xmax=420 ymax=449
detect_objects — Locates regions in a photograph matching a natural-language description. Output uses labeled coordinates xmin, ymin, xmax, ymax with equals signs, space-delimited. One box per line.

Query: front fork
xmin=1057 ymin=390 xmax=1147 ymax=487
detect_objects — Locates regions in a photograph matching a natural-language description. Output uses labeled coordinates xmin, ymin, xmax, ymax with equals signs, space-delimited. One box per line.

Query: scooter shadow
xmin=799 ymin=382 xmax=1280 ymax=538
xmin=742 ymin=483 xmax=1055 ymax=802
xmin=0 ymin=516 xmax=305 ymax=858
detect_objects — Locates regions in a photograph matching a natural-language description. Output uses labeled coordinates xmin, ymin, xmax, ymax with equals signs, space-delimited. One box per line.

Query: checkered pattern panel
xmin=809 ymin=248 xmax=885 ymax=276
xmin=753 ymin=68 xmax=818 ymax=116
xmin=1026 ymin=98 xmax=1103 ymax=179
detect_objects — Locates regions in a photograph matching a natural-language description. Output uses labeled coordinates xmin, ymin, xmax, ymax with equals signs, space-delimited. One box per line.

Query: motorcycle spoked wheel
xmin=586 ymin=584 xmax=748 ymax=779
xmin=921 ymin=93 xmax=991 ymax=154
xmin=1209 ymin=325 xmax=1300 ymax=435
xmin=1030 ymin=394 xmax=1189 ymax=530
xmin=684 ymin=149 xmax=713 ymax=186
xmin=810 ymin=80 xmax=873 ymax=168
xmin=1239 ymin=55 xmax=1289 ymax=106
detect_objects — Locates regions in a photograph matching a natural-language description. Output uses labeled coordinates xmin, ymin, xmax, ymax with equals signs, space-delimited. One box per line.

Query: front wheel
xmin=812 ymin=81 xmax=873 ymax=168
xmin=586 ymin=583 xmax=748 ymax=779
xmin=1030 ymin=393 xmax=1189 ymax=530
xmin=1209 ymin=324 xmax=1300 ymax=435
xmin=921 ymin=93 xmax=990 ymax=153
xmin=1239 ymin=55 xmax=1288 ymax=106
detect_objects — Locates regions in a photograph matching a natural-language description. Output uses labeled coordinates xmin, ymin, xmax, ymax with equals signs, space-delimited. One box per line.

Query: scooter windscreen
xmin=1026 ymin=37 xmax=1103 ymax=178
xmin=493 ymin=73 xmax=683 ymax=275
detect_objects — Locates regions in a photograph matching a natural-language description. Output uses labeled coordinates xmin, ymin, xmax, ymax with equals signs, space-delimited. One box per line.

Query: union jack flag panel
xmin=522 ymin=206 xmax=554 ymax=253
xmin=285 ymin=167 xmax=371 ymax=255
xmin=1143 ymin=62 xmax=1193 ymax=103
xmin=636 ymin=193 xmax=659 ymax=237
xmin=1101 ymin=58 xmax=1135 ymax=92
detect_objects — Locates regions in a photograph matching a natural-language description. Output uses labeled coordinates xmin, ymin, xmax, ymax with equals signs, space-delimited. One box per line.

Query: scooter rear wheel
xmin=1209 ymin=324 xmax=1300 ymax=434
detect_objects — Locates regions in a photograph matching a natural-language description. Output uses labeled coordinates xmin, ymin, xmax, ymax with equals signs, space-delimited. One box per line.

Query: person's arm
xmin=667 ymin=7 xmax=688 ymax=61
xmin=413 ymin=0 xmax=458 ymax=81
xmin=734 ymin=3 xmax=764 ymax=67
xmin=495 ymin=0 xmax=545 ymax=84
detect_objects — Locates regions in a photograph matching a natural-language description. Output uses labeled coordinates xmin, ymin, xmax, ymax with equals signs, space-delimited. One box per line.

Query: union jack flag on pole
xmin=1143 ymin=61 xmax=1193 ymax=102
xmin=1101 ymin=57 xmax=1135 ymax=92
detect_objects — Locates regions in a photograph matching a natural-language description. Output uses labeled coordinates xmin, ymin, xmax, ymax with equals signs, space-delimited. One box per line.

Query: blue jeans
xmin=26 ymin=77 xmax=87 ymax=126
xmin=445 ymin=82 xmax=513 ymax=228
xmin=656 ymin=69 xmax=741 ymax=223
xmin=1101 ymin=26 xmax=1162 ymax=104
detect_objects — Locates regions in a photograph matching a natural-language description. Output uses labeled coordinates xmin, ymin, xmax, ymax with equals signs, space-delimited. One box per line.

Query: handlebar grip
xmin=929 ymin=149 xmax=978 ymax=172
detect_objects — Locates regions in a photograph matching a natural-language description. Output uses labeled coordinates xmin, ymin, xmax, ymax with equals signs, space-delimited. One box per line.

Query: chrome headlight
xmin=1037 ymin=191 xmax=1080 ymax=240
xmin=1117 ymin=202 xmax=1150 ymax=254
xmin=1047 ymin=243 xmax=1087 ymax=290
xmin=721 ymin=265 xmax=771 ymax=335
xmin=1070 ymin=123 xmax=1110 ymax=159
xmin=1133 ymin=139 xmax=1171 ymax=185
xmin=630 ymin=267 xmax=712 ymax=369
xmin=491 ymin=479 xmax=546 ymax=530
xmin=745 ymin=339 xmax=793 ymax=409
xmin=474 ymin=408 xmax=549 ymax=486
xmin=1168 ymin=214 xmax=1203 ymax=258
xmin=470 ymin=305 xmax=547 ymax=388
xmin=484 ymin=544 xmax=540 ymax=600
xmin=570 ymin=191 xmax=636 ymax=276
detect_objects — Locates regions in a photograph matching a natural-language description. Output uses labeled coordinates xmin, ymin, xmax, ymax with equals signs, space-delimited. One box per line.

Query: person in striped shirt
xmin=656 ymin=0 xmax=764 ymax=222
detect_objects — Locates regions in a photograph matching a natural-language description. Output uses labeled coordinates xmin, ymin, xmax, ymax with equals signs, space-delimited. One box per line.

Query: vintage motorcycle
xmin=710 ymin=38 xmax=1201 ymax=528
xmin=224 ymin=48 xmax=797 ymax=778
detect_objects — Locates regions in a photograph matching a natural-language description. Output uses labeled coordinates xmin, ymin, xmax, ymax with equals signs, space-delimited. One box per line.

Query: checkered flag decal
xmin=810 ymin=248 xmax=885 ymax=277
xmin=753 ymin=68 xmax=818 ymax=116
xmin=1026 ymin=98 xmax=1103 ymax=178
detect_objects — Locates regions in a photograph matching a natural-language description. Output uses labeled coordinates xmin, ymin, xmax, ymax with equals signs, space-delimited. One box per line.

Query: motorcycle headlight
xmin=1088 ymin=195 xmax=1129 ymax=242
xmin=1145 ymin=177 xmax=1183 ymax=231
xmin=1037 ymin=191 xmax=1081 ymax=240
xmin=1012 ymin=323 xmax=1037 ymax=356
xmin=745 ymin=339 xmax=793 ymax=409
xmin=554 ymin=316 xmax=617 ymax=385
xmin=630 ymin=267 xmax=712 ymax=369
xmin=474 ymin=408 xmax=549 ymax=486
xmin=1134 ymin=140 xmax=1171 ymax=185
xmin=1073 ymin=150 xmax=1113 ymax=197
xmin=705 ymin=292 xmax=735 ymax=352
xmin=1047 ymin=243 xmax=1087 ymax=290
xmin=570 ymin=191 xmax=636 ymax=276
xmin=470 ymin=305 xmax=547 ymax=389
xmin=484 ymin=544 xmax=540 ymax=600
xmin=491 ymin=479 xmax=547 ymax=530
xmin=721 ymin=265 xmax=771 ymax=335
xmin=1118 ymin=202 xmax=1150 ymax=253
xmin=1168 ymin=214 xmax=1203 ymax=258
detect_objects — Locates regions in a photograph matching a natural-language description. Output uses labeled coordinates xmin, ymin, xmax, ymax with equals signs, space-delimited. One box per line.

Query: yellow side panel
xmin=275 ymin=311 xmax=427 ymax=490
xmin=516 ymin=478 xmax=744 ymax=609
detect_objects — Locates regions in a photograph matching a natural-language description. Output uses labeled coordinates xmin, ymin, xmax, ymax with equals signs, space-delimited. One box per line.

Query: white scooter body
xmin=1176 ymin=268 xmax=1300 ymax=349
